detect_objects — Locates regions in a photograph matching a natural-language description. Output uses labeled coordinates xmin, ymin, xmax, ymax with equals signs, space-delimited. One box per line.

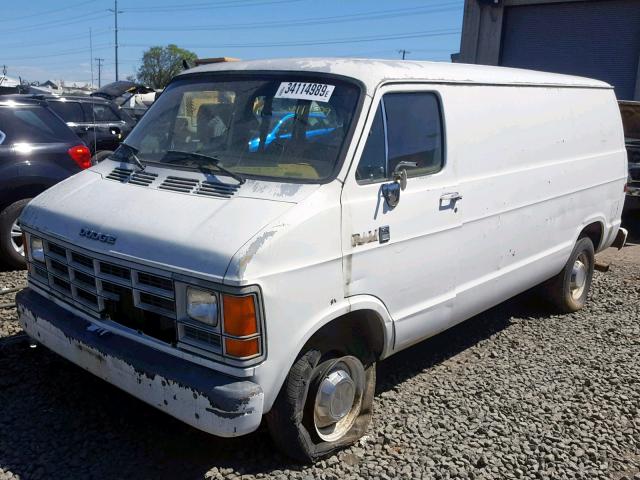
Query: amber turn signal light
xmin=222 ymin=294 xmax=258 ymax=336
xmin=224 ymin=337 xmax=259 ymax=358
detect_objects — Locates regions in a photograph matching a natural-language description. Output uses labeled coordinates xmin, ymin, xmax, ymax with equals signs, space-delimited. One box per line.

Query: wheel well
xmin=579 ymin=222 xmax=603 ymax=251
xmin=0 ymin=184 xmax=49 ymax=213
xmin=303 ymin=310 xmax=385 ymax=364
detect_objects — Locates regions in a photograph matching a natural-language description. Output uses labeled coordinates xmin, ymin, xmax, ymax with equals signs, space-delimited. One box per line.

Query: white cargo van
xmin=16 ymin=59 xmax=628 ymax=461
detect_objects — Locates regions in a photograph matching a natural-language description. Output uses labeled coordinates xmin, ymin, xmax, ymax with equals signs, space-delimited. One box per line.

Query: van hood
xmin=21 ymin=160 xmax=317 ymax=282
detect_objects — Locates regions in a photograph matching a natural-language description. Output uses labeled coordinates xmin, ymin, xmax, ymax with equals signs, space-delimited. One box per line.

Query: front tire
xmin=266 ymin=349 xmax=376 ymax=463
xmin=0 ymin=199 xmax=31 ymax=270
xmin=545 ymin=237 xmax=595 ymax=312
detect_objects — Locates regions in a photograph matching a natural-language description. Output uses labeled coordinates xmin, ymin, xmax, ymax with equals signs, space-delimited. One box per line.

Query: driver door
xmin=340 ymin=85 xmax=462 ymax=351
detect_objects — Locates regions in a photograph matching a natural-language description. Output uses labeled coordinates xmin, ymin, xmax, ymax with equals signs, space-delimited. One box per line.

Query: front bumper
xmin=16 ymin=288 xmax=264 ymax=437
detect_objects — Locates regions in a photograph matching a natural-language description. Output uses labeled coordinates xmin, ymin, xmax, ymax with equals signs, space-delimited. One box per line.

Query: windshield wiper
xmin=164 ymin=150 xmax=245 ymax=185
xmin=116 ymin=142 xmax=145 ymax=171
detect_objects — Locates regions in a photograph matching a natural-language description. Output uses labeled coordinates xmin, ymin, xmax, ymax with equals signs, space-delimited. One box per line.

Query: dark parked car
xmin=25 ymin=94 xmax=136 ymax=161
xmin=91 ymin=80 xmax=156 ymax=121
xmin=0 ymin=96 xmax=90 ymax=269
xmin=620 ymin=101 xmax=640 ymax=212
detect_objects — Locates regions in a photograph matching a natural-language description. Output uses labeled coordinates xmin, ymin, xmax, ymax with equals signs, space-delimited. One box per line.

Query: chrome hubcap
xmin=570 ymin=254 xmax=588 ymax=300
xmin=10 ymin=220 xmax=24 ymax=257
xmin=313 ymin=356 xmax=365 ymax=442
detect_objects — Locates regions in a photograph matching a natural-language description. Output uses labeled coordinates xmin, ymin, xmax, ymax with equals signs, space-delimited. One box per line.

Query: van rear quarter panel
xmin=441 ymin=84 xmax=626 ymax=321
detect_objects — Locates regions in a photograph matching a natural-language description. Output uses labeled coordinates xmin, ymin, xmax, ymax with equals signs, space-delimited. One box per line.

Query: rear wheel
xmin=0 ymin=199 xmax=31 ymax=270
xmin=545 ymin=237 xmax=595 ymax=312
xmin=266 ymin=348 xmax=376 ymax=463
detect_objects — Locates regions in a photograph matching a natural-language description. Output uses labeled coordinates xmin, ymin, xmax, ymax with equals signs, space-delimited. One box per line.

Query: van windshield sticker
xmin=275 ymin=82 xmax=335 ymax=102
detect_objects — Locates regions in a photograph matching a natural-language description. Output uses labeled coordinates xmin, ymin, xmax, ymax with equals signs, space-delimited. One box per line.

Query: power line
xmin=122 ymin=0 xmax=304 ymax=13
xmin=2 ymin=44 xmax=111 ymax=62
xmin=122 ymin=29 xmax=460 ymax=50
xmin=2 ymin=12 xmax=111 ymax=34
xmin=120 ymin=3 xmax=461 ymax=32
xmin=2 ymin=29 xmax=110 ymax=50
xmin=0 ymin=0 xmax=99 ymax=23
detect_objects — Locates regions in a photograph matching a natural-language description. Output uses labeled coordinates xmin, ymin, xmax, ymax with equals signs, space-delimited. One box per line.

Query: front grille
xmin=52 ymin=276 xmax=71 ymax=293
xmin=32 ymin=264 xmax=48 ymax=280
xmin=139 ymin=292 xmax=175 ymax=313
xmin=50 ymin=259 xmax=68 ymax=276
xmin=137 ymin=272 xmax=173 ymax=292
xmin=30 ymin=237 xmax=177 ymax=345
xmin=99 ymin=261 xmax=130 ymax=280
xmin=48 ymin=242 xmax=66 ymax=258
xmin=101 ymin=280 xmax=127 ymax=296
xmin=76 ymin=288 xmax=99 ymax=306
xmin=71 ymin=251 xmax=94 ymax=269
xmin=73 ymin=270 xmax=95 ymax=288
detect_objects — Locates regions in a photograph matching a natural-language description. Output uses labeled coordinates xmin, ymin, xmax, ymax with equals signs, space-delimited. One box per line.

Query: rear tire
xmin=266 ymin=348 xmax=376 ymax=463
xmin=544 ymin=237 xmax=595 ymax=312
xmin=0 ymin=199 xmax=31 ymax=270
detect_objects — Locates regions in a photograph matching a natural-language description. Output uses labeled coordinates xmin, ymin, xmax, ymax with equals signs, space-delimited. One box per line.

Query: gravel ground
xmin=0 ymin=231 xmax=638 ymax=479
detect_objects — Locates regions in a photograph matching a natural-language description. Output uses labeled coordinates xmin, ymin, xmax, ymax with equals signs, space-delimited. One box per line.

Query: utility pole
xmin=398 ymin=49 xmax=410 ymax=60
xmin=108 ymin=0 xmax=123 ymax=81
xmin=95 ymin=58 xmax=104 ymax=88
xmin=89 ymin=28 xmax=94 ymax=89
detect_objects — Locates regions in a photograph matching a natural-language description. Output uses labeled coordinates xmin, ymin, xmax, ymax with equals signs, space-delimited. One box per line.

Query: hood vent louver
xmin=105 ymin=167 xmax=157 ymax=186
xmin=159 ymin=176 xmax=200 ymax=193
xmin=129 ymin=171 xmax=158 ymax=186
xmin=196 ymin=180 xmax=240 ymax=198
xmin=106 ymin=167 xmax=134 ymax=182
xmin=105 ymin=167 xmax=240 ymax=199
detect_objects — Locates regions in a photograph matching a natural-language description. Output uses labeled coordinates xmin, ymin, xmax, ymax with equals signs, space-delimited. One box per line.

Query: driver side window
xmin=355 ymin=104 xmax=386 ymax=183
xmin=355 ymin=92 xmax=444 ymax=184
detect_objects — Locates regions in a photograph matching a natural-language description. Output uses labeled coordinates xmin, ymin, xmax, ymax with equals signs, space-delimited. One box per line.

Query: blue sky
xmin=1 ymin=0 xmax=464 ymax=86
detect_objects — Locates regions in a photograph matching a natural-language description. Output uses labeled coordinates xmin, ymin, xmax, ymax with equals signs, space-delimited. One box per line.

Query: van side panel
xmin=442 ymin=85 xmax=626 ymax=323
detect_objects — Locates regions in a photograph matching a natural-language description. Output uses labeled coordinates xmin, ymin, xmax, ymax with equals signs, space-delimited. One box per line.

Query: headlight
xmin=186 ymin=287 xmax=218 ymax=326
xmin=30 ymin=237 xmax=44 ymax=262
xmin=177 ymin=282 xmax=263 ymax=363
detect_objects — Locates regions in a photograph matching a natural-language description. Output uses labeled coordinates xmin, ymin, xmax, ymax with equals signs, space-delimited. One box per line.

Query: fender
xmin=263 ymin=294 xmax=393 ymax=412
xmin=574 ymin=214 xmax=607 ymax=251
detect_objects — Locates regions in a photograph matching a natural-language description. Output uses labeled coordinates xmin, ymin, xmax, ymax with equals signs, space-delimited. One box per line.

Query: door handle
xmin=440 ymin=192 xmax=463 ymax=202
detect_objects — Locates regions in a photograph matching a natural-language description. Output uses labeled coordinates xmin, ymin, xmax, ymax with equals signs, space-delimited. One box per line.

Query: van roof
xmin=179 ymin=57 xmax=612 ymax=92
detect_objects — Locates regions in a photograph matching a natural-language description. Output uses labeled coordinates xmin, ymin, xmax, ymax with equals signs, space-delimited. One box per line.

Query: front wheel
xmin=266 ymin=349 xmax=376 ymax=463
xmin=545 ymin=237 xmax=595 ymax=312
xmin=0 ymin=199 xmax=31 ymax=270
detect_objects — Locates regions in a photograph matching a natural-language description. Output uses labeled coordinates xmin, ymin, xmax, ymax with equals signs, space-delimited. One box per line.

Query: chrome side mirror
xmin=382 ymin=182 xmax=401 ymax=208
xmin=383 ymin=161 xmax=417 ymax=208
xmin=393 ymin=161 xmax=417 ymax=191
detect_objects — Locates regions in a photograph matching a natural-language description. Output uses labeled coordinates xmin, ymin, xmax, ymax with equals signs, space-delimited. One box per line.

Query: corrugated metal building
xmin=456 ymin=0 xmax=640 ymax=100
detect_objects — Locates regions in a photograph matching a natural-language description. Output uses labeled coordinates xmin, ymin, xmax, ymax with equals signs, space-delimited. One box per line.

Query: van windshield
xmin=116 ymin=74 xmax=361 ymax=182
